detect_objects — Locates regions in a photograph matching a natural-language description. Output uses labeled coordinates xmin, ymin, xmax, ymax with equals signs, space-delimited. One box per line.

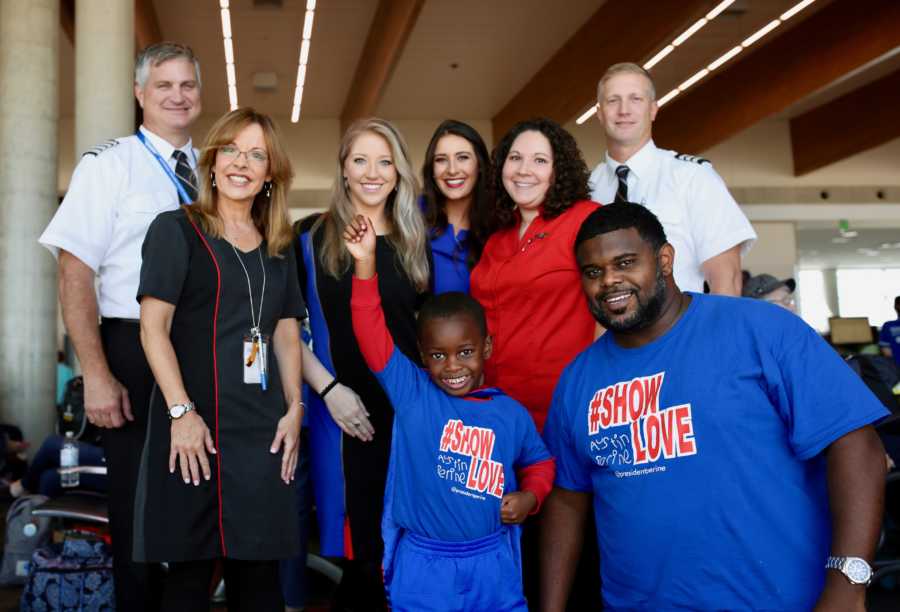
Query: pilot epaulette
xmin=673 ymin=152 xmax=711 ymax=165
xmin=82 ymin=139 xmax=121 ymax=157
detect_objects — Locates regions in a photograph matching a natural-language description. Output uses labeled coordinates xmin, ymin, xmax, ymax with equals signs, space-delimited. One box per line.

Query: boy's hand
xmin=343 ymin=215 xmax=376 ymax=259
xmin=343 ymin=214 xmax=377 ymax=279
xmin=501 ymin=491 xmax=537 ymax=524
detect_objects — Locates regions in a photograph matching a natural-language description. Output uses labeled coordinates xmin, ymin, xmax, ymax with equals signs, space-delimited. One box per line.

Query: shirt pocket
xmin=123 ymin=191 xmax=176 ymax=216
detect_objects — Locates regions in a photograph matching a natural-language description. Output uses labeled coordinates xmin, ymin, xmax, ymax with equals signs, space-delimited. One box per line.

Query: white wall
xmin=742 ymin=222 xmax=797 ymax=280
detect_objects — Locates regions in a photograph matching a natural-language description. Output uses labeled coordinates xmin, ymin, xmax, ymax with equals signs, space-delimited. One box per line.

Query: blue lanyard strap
xmin=136 ymin=130 xmax=196 ymax=205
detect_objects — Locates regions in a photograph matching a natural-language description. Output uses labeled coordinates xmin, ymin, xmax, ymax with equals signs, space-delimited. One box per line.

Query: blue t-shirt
xmin=543 ymin=293 xmax=888 ymax=611
xmin=376 ymin=349 xmax=550 ymax=542
xmin=430 ymin=224 xmax=470 ymax=294
xmin=879 ymin=318 xmax=900 ymax=368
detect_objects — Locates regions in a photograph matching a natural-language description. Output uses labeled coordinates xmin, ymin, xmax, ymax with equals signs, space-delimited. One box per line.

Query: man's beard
xmin=590 ymin=265 xmax=667 ymax=333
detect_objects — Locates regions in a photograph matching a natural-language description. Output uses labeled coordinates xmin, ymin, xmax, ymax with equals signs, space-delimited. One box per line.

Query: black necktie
xmin=614 ymin=165 xmax=630 ymax=203
xmin=172 ymin=150 xmax=198 ymax=204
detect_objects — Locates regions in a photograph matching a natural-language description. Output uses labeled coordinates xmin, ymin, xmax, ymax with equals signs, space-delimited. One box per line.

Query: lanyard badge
xmin=136 ymin=130 xmax=196 ymax=205
xmin=231 ymin=242 xmax=268 ymax=391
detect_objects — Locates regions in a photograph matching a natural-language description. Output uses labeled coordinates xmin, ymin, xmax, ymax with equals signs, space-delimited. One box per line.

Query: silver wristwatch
xmin=168 ymin=401 xmax=195 ymax=420
xmin=825 ymin=556 xmax=873 ymax=586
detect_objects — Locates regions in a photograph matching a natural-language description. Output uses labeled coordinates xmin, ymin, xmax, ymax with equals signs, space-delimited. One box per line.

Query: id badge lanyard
xmin=232 ymin=243 xmax=269 ymax=391
xmin=136 ymin=130 xmax=197 ymax=205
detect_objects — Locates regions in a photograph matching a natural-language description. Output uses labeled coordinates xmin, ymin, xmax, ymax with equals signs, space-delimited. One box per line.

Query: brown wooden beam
xmin=60 ymin=0 xmax=75 ymax=45
xmin=653 ymin=0 xmax=900 ymax=154
xmin=491 ymin=0 xmax=710 ymax=139
xmin=135 ymin=0 xmax=163 ymax=51
xmin=790 ymin=68 xmax=900 ymax=175
xmin=340 ymin=0 xmax=425 ymax=132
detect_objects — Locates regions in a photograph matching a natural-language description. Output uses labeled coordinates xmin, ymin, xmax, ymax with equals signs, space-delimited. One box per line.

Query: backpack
xmin=57 ymin=377 xmax=100 ymax=444
xmin=0 ymin=495 xmax=50 ymax=586
xmin=21 ymin=538 xmax=115 ymax=611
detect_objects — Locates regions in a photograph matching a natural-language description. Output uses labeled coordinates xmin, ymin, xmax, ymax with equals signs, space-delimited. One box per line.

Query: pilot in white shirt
xmin=37 ymin=42 xmax=201 ymax=612
xmin=588 ymin=63 xmax=755 ymax=295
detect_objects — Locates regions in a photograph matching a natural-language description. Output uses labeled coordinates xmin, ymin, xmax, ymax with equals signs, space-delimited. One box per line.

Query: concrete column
xmin=821 ymin=268 xmax=840 ymax=317
xmin=75 ymin=0 xmax=134 ymax=156
xmin=0 ymin=0 xmax=60 ymax=444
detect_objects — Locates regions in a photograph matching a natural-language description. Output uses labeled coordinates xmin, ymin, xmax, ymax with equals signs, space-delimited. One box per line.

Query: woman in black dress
xmin=297 ymin=118 xmax=429 ymax=610
xmin=136 ymin=108 xmax=303 ymax=612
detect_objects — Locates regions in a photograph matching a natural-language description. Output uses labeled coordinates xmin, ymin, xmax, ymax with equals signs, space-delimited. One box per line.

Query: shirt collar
xmin=139 ymin=125 xmax=195 ymax=165
xmin=604 ymin=139 xmax=657 ymax=183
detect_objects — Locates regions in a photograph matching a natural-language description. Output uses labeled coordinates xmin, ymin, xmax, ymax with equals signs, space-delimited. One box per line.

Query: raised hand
xmin=343 ymin=214 xmax=376 ymax=262
xmin=343 ymin=214 xmax=377 ymax=279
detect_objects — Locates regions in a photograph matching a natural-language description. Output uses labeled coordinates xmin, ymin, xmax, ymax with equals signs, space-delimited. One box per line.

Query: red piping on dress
xmin=186 ymin=215 xmax=228 ymax=557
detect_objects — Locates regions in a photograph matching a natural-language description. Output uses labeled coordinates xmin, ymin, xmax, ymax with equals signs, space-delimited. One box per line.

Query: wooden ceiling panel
xmin=652 ymin=0 xmax=900 ymax=154
xmin=491 ymin=0 xmax=711 ymax=138
xmin=790 ymin=67 xmax=900 ymax=175
xmin=341 ymin=0 xmax=426 ymax=131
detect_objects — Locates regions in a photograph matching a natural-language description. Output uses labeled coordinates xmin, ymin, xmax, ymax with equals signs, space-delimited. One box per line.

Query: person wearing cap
xmin=742 ymin=273 xmax=797 ymax=313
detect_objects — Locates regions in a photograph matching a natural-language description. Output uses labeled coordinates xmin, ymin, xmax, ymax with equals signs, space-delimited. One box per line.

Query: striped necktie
xmin=172 ymin=150 xmax=198 ymax=204
xmin=614 ymin=165 xmax=630 ymax=203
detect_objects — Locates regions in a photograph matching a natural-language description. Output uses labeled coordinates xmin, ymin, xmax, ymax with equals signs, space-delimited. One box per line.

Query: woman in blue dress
xmin=421 ymin=120 xmax=494 ymax=294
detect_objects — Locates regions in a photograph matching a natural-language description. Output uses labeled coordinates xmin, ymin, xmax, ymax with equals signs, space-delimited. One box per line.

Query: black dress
xmin=295 ymin=215 xmax=428 ymax=565
xmin=133 ymin=208 xmax=304 ymax=562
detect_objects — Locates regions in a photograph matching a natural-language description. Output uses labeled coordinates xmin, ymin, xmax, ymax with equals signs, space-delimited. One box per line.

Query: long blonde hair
xmin=313 ymin=118 xmax=429 ymax=291
xmin=188 ymin=107 xmax=294 ymax=257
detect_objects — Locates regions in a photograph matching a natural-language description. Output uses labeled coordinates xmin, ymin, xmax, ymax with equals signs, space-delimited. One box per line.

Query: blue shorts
xmin=388 ymin=528 xmax=528 ymax=612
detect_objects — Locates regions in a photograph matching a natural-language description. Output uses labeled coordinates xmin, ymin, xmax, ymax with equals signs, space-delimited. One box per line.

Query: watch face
xmin=845 ymin=558 xmax=872 ymax=584
xmin=169 ymin=405 xmax=186 ymax=419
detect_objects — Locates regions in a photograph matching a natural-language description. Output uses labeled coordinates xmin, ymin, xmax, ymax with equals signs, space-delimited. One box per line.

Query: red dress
xmin=471 ymin=200 xmax=600 ymax=431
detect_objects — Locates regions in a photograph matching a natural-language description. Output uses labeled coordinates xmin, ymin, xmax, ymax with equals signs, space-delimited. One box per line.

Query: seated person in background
xmin=541 ymin=203 xmax=888 ymax=611
xmin=742 ymin=272 xmax=796 ymax=313
xmin=56 ymin=351 xmax=75 ymax=408
xmin=8 ymin=434 xmax=105 ymax=498
xmin=880 ymin=295 xmax=900 ymax=369
xmin=344 ymin=214 xmax=555 ymax=612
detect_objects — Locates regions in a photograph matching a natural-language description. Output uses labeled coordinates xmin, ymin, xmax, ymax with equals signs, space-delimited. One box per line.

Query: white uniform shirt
xmin=589 ymin=140 xmax=756 ymax=292
xmin=39 ymin=126 xmax=197 ymax=319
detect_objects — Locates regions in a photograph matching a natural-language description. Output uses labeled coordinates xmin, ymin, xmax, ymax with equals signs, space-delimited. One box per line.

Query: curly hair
xmin=491 ymin=118 xmax=590 ymax=229
xmin=421 ymin=120 xmax=495 ymax=267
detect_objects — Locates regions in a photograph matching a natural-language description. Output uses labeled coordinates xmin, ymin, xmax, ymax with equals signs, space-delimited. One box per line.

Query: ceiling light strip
xmin=655 ymin=0 xmax=818 ymax=108
xmin=291 ymin=0 xmax=317 ymax=123
xmin=576 ymin=0 xmax=737 ymax=125
xmin=220 ymin=1 xmax=238 ymax=110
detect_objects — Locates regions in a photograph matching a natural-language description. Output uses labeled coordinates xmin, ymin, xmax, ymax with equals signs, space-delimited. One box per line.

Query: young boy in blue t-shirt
xmin=344 ymin=214 xmax=555 ymax=612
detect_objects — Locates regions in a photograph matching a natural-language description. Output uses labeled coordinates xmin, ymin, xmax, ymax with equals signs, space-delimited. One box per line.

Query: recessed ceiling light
xmin=576 ymin=1 xmax=738 ymax=124
xmin=291 ymin=2 xmax=317 ymax=123
xmin=220 ymin=3 xmax=238 ymax=110
xmin=655 ymin=0 xmax=817 ymax=108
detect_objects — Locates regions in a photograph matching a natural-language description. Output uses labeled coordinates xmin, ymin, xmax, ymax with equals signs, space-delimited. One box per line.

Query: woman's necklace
xmin=226 ymin=230 xmax=268 ymax=390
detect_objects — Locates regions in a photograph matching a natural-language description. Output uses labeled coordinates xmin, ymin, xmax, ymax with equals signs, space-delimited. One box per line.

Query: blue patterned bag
xmin=20 ymin=538 xmax=115 ymax=611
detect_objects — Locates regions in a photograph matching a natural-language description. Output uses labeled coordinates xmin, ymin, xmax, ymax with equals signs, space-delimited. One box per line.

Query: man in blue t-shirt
xmin=540 ymin=203 xmax=889 ymax=612
xmin=879 ymin=295 xmax=900 ymax=369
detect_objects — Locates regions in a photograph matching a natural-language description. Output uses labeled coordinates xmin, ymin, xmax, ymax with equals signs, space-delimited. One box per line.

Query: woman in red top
xmin=471 ymin=118 xmax=599 ymax=432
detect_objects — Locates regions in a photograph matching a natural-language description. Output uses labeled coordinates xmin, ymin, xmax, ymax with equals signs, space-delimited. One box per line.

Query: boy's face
xmin=419 ymin=314 xmax=493 ymax=397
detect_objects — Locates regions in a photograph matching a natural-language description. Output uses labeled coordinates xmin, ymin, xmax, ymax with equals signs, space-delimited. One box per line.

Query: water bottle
xmin=60 ymin=431 xmax=79 ymax=488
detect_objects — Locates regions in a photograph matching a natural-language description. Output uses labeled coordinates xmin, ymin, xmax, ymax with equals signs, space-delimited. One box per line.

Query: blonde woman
xmin=295 ymin=118 xmax=429 ymax=609
xmin=136 ymin=108 xmax=303 ymax=611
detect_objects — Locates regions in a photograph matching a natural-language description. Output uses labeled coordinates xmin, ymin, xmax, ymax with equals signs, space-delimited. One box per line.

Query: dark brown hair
xmin=491 ymin=118 xmax=590 ymax=229
xmin=421 ymin=120 xmax=494 ymax=267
